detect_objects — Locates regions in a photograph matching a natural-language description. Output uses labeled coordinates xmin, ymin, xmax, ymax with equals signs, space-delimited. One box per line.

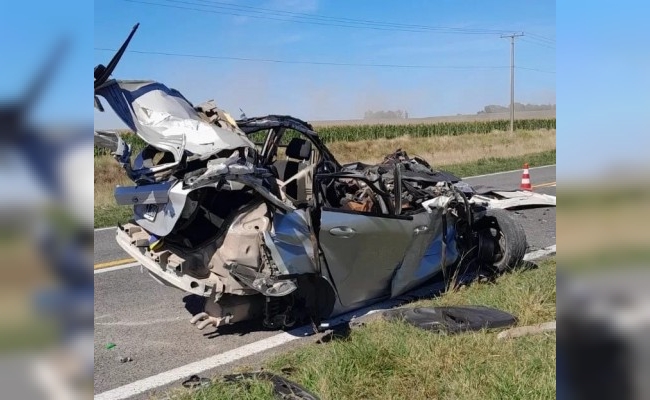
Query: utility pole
xmin=500 ymin=32 xmax=524 ymax=133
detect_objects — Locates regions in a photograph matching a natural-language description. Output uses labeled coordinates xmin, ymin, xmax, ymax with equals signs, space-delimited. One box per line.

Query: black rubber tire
xmin=481 ymin=209 xmax=528 ymax=272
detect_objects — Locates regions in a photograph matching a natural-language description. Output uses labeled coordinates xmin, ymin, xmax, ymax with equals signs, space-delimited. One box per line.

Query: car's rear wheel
xmin=477 ymin=209 xmax=527 ymax=272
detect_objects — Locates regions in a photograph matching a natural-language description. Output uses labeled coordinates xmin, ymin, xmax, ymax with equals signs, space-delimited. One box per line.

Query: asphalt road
xmin=94 ymin=165 xmax=556 ymax=397
xmin=462 ymin=166 xmax=557 ymax=252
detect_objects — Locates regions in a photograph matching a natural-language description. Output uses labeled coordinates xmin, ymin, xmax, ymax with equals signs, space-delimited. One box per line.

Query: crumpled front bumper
xmin=115 ymin=226 xmax=218 ymax=297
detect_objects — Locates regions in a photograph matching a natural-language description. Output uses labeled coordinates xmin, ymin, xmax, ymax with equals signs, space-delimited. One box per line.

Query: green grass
xmin=162 ymin=379 xmax=276 ymax=400
xmin=444 ymin=149 xmax=555 ymax=178
xmin=95 ymin=131 xmax=147 ymax=156
xmin=165 ymin=259 xmax=556 ymax=400
xmin=314 ymin=118 xmax=555 ymax=143
xmin=94 ymin=205 xmax=134 ymax=229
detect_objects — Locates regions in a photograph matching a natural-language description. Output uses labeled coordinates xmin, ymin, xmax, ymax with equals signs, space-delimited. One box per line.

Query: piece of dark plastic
xmin=182 ymin=374 xmax=211 ymax=389
xmin=223 ymin=371 xmax=319 ymax=400
xmin=382 ymin=306 xmax=517 ymax=334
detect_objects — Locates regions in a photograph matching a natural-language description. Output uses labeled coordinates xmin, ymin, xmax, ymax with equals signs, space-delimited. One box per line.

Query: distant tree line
xmin=478 ymin=103 xmax=556 ymax=114
xmin=364 ymin=109 xmax=409 ymax=119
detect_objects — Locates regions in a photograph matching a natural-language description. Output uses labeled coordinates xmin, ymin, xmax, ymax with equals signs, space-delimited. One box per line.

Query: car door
xmin=316 ymin=176 xmax=416 ymax=307
xmin=390 ymin=209 xmax=459 ymax=297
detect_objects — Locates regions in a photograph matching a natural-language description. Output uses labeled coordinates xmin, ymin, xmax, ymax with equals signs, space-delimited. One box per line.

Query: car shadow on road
xmin=182 ymin=294 xmax=206 ymax=315
xmin=201 ymin=319 xmax=268 ymax=339
xmin=182 ymin=294 xmax=270 ymax=338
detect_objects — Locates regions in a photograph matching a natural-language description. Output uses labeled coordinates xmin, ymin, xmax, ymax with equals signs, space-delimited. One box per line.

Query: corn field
xmin=316 ymin=118 xmax=554 ymax=142
xmin=95 ymin=118 xmax=555 ymax=156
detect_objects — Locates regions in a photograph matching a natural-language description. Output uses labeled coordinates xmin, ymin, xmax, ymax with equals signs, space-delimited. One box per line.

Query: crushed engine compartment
xmin=325 ymin=149 xmax=473 ymax=216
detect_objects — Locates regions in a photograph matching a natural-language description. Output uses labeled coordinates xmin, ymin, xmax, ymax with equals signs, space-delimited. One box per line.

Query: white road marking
xmin=94 ymin=262 xmax=141 ymax=275
xmin=95 ymin=317 xmax=185 ymax=326
xmin=94 ymin=303 xmax=387 ymax=400
xmin=95 ymin=246 xmax=556 ymax=400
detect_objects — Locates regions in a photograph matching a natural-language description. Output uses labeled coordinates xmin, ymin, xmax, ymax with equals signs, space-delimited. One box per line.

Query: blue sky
xmin=94 ymin=0 xmax=555 ymax=128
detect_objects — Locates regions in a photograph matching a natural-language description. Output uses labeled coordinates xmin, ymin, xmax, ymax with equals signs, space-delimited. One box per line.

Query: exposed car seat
xmin=273 ymin=138 xmax=312 ymax=202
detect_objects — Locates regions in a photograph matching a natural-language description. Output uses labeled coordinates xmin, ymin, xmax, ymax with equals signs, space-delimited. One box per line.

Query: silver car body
xmin=96 ymin=78 xmax=469 ymax=326
xmin=95 ymin=29 xmax=538 ymax=329
xmin=95 ymin=25 xmax=534 ymax=330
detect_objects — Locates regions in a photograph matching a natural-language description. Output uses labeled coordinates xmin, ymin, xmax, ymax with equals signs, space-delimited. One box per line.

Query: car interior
xmin=272 ymin=137 xmax=314 ymax=204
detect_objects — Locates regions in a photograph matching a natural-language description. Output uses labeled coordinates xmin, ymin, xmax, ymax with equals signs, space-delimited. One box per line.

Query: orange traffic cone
xmin=520 ymin=163 xmax=532 ymax=191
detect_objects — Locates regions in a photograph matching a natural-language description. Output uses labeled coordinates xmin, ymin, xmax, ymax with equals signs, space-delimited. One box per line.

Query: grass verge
xmin=165 ymin=258 xmax=556 ymax=400
xmin=94 ymin=155 xmax=134 ymax=228
xmin=442 ymin=149 xmax=555 ymax=178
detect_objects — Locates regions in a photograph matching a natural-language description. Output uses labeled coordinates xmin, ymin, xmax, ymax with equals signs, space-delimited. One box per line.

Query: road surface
xmin=94 ymin=165 xmax=556 ymax=398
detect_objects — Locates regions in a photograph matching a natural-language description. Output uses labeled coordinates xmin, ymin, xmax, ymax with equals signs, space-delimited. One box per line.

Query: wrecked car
xmin=94 ymin=25 xmax=529 ymax=331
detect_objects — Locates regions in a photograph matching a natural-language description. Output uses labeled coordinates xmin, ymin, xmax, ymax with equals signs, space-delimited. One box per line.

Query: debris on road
xmin=181 ymin=374 xmax=212 ymax=389
xmin=105 ymin=342 xmax=116 ymax=350
xmin=118 ymin=356 xmax=133 ymax=363
xmin=469 ymin=190 xmax=556 ymax=210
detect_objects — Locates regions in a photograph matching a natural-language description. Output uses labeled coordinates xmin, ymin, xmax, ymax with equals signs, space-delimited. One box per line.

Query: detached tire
xmin=478 ymin=209 xmax=527 ymax=272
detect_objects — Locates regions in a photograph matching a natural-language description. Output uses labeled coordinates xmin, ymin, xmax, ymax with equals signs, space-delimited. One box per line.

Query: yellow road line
xmin=532 ymin=181 xmax=556 ymax=188
xmin=94 ymin=258 xmax=136 ymax=270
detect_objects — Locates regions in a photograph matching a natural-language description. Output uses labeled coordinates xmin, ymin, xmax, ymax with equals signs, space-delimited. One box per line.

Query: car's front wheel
xmin=476 ymin=209 xmax=528 ymax=272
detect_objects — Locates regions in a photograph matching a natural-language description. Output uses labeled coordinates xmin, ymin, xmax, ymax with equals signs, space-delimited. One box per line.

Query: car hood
xmin=96 ymin=79 xmax=255 ymax=161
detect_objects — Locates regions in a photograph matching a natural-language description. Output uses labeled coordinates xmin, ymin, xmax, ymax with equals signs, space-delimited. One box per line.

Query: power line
xmin=94 ymin=47 xmax=555 ymax=73
xmin=122 ymin=0 xmax=432 ymax=33
xmin=526 ymin=32 xmax=555 ymax=44
xmin=521 ymin=38 xmax=555 ymax=50
xmin=123 ymin=0 xmax=554 ymax=44
xmin=94 ymin=47 xmax=505 ymax=69
xmin=166 ymin=0 xmax=511 ymax=34
xmin=516 ymin=66 xmax=555 ymax=74
xmin=189 ymin=0 xmax=555 ymax=42
xmin=123 ymin=0 xmax=513 ymax=35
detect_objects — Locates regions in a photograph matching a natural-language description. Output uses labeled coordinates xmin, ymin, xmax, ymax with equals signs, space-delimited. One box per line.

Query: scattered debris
xmin=469 ymin=190 xmax=556 ymax=210
xmin=349 ymin=312 xmax=385 ymax=330
xmin=497 ymin=320 xmax=556 ymax=339
xmin=315 ymin=323 xmax=352 ymax=344
xmin=105 ymin=342 xmax=116 ymax=350
xmin=382 ymin=306 xmax=517 ymax=334
xmin=118 ymin=356 xmax=133 ymax=363
xmin=182 ymin=374 xmax=212 ymax=389
xmin=223 ymin=371 xmax=319 ymax=400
